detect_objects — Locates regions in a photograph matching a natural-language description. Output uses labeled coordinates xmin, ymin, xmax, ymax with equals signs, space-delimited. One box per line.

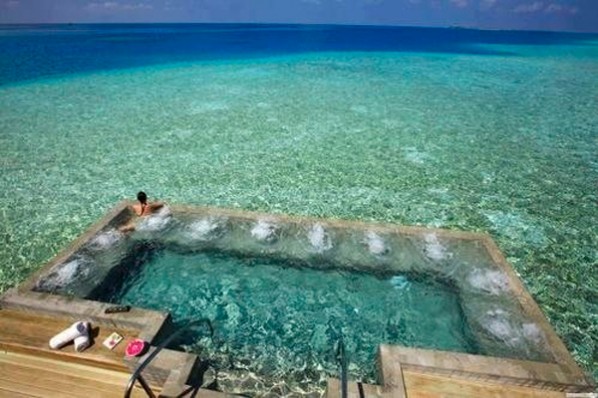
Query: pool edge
xmin=3 ymin=202 xmax=595 ymax=394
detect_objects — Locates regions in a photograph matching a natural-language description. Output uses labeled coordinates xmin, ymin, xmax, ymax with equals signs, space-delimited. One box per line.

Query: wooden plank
xmin=0 ymin=377 xmax=78 ymax=398
xmin=0 ymin=357 xmax=127 ymax=395
xmin=0 ymin=352 xmax=129 ymax=385
xmin=403 ymin=370 xmax=567 ymax=398
xmin=0 ymin=389 xmax=36 ymax=398
xmin=0 ymin=365 xmax=122 ymax=397
xmin=0 ymin=359 xmax=158 ymax=398
xmin=0 ymin=352 xmax=156 ymax=398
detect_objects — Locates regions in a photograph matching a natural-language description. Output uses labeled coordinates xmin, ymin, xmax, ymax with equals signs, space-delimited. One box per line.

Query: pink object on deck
xmin=125 ymin=339 xmax=148 ymax=357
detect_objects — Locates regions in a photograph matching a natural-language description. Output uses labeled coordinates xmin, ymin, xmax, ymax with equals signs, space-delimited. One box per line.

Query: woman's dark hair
xmin=137 ymin=191 xmax=147 ymax=203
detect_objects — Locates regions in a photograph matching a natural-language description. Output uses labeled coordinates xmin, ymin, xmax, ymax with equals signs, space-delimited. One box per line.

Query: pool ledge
xmin=377 ymin=345 xmax=594 ymax=394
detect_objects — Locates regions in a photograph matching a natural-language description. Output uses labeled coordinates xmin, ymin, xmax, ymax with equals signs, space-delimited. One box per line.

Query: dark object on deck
xmin=104 ymin=305 xmax=131 ymax=314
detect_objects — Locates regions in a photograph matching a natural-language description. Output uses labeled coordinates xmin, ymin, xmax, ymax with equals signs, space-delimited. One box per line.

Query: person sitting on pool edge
xmin=132 ymin=191 xmax=164 ymax=216
xmin=119 ymin=191 xmax=165 ymax=232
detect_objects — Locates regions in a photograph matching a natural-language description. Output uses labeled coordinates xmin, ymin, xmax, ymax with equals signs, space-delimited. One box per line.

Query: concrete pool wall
xmin=1 ymin=201 xmax=595 ymax=394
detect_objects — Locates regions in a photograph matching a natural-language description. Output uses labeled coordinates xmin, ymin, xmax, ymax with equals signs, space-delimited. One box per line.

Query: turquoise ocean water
xmin=0 ymin=24 xmax=596 ymax=378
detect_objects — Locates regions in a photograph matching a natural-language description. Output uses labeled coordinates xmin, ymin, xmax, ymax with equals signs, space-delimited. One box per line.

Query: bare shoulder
xmin=131 ymin=203 xmax=143 ymax=216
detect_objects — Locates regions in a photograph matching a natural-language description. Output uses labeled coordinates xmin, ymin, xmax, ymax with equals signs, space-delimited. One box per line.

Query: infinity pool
xmin=33 ymin=206 xmax=556 ymax=395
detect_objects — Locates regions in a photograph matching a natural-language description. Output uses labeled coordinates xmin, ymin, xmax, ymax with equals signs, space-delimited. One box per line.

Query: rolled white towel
xmin=49 ymin=321 xmax=89 ymax=350
xmin=73 ymin=322 xmax=91 ymax=352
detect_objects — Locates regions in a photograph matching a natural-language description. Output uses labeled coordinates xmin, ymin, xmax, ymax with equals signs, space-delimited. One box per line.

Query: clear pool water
xmin=1 ymin=24 xmax=597 ymax=379
xmin=95 ymin=247 xmax=474 ymax=392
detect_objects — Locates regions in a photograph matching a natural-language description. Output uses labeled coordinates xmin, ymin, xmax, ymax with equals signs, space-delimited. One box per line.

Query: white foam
xmin=156 ymin=206 xmax=172 ymax=217
xmin=136 ymin=206 xmax=172 ymax=232
xmin=308 ymin=223 xmax=332 ymax=253
xmin=424 ymin=233 xmax=451 ymax=261
xmin=54 ymin=260 xmax=80 ymax=283
xmin=88 ymin=229 xmax=123 ymax=250
xmin=486 ymin=318 xmax=516 ymax=342
xmin=467 ymin=268 xmax=510 ymax=295
xmin=251 ymin=220 xmax=278 ymax=243
xmin=481 ymin=310 xmax=548 ymax=351
xmin=522 ymin=323 xmax=544 ymax=344
xmin=185 ymin=217 xmax=224 ymax=241
xmin=41 ymin=258 xmax=89 ymax=290
xmin=364 ymin=231 xmax=388 ymax=255
xmin=482 ymin=309 xmax=521 ymax=347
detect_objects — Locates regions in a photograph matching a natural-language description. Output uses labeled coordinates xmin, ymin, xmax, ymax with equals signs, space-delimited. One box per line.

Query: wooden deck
xmin=0 ymin=308 xmax=159 ymax=397
xmin=0 ymin=308 xmax=139 ymax=371
xmin=0 ymin=351 xmax=151 ymax=398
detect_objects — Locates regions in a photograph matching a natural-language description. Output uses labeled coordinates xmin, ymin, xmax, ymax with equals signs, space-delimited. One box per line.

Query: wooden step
xmin=0 ymin=308 xmax=139 ymax=372
xmin=0 ymin=351 xmax=157 ymax=398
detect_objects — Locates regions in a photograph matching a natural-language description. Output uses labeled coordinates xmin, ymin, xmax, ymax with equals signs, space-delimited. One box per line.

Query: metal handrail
xmin=335 ymin=334 xmax=348 ymax=398
xmin=124 ymin=318 xmax=214 ymax=398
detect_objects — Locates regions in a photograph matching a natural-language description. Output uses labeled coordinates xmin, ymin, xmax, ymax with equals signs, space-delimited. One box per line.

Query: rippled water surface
xmin=0 ymin=24 xmax=597 ymax=378
xmin=102 ymin=249 xmax=471 ymax=394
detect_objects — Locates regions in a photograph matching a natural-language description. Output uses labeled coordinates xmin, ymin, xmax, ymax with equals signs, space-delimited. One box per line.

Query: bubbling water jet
xmin=307 ymin=223 xmax=332 ymax=253
xmin=251 ymin=220 xmax=279 ymax=243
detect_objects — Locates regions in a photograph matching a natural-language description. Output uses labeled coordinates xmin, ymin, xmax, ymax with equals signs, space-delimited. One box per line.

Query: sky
xmin=0 ymin=0 xmax=596 ymax=32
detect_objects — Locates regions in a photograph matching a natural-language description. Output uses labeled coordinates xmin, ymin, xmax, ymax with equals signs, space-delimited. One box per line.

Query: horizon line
xmin=1 ymin=21 xmax=597 ymax=35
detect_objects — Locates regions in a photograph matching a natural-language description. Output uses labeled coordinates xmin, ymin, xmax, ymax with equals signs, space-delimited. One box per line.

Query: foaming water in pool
xmin=102 ymin=249 xmax=474 ymax=395
xmin=364 ymin=231 xmax=388 ymax=256
xmin=423 ymin=233 xmax=451 ymax=261
xmin=251 ymin=219 xmax=279 ymax=242
xmin=136 ymin=207 xmax=172 ymax=232
xmin=307 ymin=223 xmax=332 ymax=253
xmin=184 ymin=217 xmax=226 ymax=241
xmin=36 ymin=257 xmax=90 ymax=292
xmin=88 ymin=229 xmax=124 ymax=250
xmin=467 ymin=268 xmax=510 ymax=295
xmin=478 ymin=309 xmax=545 ymax=358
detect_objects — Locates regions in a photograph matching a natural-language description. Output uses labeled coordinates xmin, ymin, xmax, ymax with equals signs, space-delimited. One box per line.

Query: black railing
xmin=124 ymin=318 xmax=214 ymax=398
xmin=335 ymin=334 xmax=348 ymax=398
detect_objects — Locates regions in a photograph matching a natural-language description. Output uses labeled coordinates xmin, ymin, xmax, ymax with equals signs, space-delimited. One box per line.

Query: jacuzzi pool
xmin=31 ymin=204 xmax=559 ymax=395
